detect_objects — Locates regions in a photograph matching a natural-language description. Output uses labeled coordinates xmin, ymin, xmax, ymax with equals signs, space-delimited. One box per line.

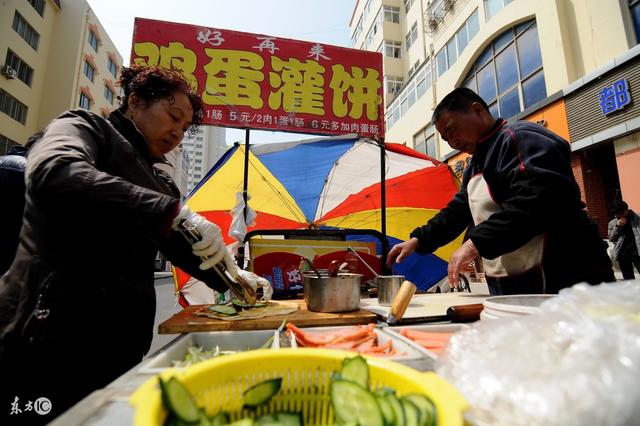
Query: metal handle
xmin=347 ymin=246 xmax=379 ymax=277
xmin=176 ymin=218 xmax=257 ymax=305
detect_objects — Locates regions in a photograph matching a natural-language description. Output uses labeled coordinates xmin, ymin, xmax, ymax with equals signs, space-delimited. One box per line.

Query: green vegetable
xmin=256 ymin=412 xmax=301 ymax=425
xmin=209 ymin=411 xmax=230 ymax=425
xmin=330 ymin=379 xmax=384 ymax=426
xmin=375 ymin=393 xmax=395 ymax=426
xmin=243 ymin=378 xmax=283 ymax=408
xmin=403 ymin=394 xmax=436 ymax=426
xmin=232 ymin=298 xmax=253 ymax=309
xmin=401 ymin=398 xmax=420 ymax=426
xmin=385 ymin=393 xmax=405 ymax=426
xmin=208 ymin=304 xmax=238 ymax=316
xmin=339 ymin=355 xmax=369 ymax=389
xmin=159 ymin=377 xmax=199 ymax=424
xmin=172 ymin=345 xmax=237 ymax=368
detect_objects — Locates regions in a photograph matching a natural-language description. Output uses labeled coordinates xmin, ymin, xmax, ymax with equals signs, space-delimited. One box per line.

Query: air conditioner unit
xmin=2 ymin=65 xmax=17 ymax=79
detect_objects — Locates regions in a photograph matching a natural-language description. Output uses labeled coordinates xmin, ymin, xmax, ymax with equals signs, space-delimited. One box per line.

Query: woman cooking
xmin=0 ymin=65 xmax=250 ymax=423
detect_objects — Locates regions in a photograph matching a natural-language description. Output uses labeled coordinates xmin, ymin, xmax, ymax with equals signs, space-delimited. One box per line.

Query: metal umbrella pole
xmin=238 ymin=128 xmax=250 ymax=268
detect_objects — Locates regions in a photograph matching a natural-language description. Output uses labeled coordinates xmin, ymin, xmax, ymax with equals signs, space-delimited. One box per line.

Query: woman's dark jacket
xmin=0 ymin=109 xmax=226 ymax=402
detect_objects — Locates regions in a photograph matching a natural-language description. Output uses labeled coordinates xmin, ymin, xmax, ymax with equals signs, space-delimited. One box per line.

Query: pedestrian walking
xmin=608 ymin=200 xmax=640 ymax=280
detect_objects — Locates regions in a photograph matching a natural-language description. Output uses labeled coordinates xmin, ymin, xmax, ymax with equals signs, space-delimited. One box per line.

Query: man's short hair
xmin=610 ymin=200 xmax=628 ymax=215
xmin=432 ymin=87 xmax=490 ymax=124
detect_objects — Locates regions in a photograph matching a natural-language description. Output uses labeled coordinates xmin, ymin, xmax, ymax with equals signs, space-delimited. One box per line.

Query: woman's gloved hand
xmin=172 ymin=205 xmax=235 ymax=272
xmin=237 ymin=269 xmax=273 ymax=301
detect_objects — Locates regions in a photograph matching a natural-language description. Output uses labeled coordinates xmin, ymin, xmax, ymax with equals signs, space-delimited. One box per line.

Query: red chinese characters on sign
xmin=131 ymin=18 xmax=384 ymax=138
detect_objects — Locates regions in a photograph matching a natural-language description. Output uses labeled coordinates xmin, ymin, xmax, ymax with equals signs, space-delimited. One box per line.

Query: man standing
xmin=608 ymin=200 xmax=640 ymax=280
xmin=387 ymin=88 xmax=614 ymax=295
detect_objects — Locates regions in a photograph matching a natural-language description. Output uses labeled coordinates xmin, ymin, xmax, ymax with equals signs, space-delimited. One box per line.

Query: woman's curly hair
xmin=117 ymin=65 xmax=204 ymax=134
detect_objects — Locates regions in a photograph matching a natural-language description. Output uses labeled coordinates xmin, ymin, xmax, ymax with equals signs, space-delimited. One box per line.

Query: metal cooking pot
xmin=374 ymin=275 xmax=405 ymax=306
xmin=303 ymin=272 xmax=362 ymax=313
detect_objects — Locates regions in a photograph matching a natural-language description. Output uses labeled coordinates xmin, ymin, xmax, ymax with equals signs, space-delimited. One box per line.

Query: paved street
xmin=148 ymin=275 xmax=181 ymax=356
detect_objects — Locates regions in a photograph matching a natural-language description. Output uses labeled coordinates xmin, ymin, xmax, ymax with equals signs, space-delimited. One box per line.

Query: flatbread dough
xmin=194 ymin=300 xmax=299 ymax=321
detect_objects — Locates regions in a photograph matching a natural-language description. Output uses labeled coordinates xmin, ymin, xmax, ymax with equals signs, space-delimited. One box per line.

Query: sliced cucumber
xmin=330 ymin=379 xmax=384 ymax=426
xmin=243 ymin=378 xmax=283 ymax=408
xmin=159 ymin=377 xmax=200 ymax=424
xmin=340 ymin=355 xmax=369 ymax=389
xmin=376 ymin=394 xmax=395 ymax=426
xmin=208 ymin=304 xmax=238 ymax=316
xmin=385 ymin=393 xmax=405 ymax=426
xmin=209 ymin=411 xmax=230 ymax=425
xmin=401 ymin=398 xmax=420 ymax=426
xmin=256 ymin=412 xmax=301 ymax=426
xmin=403 ymin=394 xmax=436 ymax=426
xmin=276 ymin=412 xmax=302 ymax=426
xmin=232 ymin=298 xmax=253 ymax=309
xmin=227 ymin=419 xmax=255 ymax=426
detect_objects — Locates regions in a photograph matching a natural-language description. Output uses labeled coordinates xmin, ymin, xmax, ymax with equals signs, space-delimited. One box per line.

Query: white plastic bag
xmin=228 ymin=191 xmax=257 ymax=243
xmin=436 ymin=281 xmax=640 ymax=426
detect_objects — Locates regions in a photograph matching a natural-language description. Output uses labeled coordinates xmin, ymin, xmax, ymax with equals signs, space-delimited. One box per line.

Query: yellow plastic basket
xmin=130 ymin=348 xmax=466 ymax=425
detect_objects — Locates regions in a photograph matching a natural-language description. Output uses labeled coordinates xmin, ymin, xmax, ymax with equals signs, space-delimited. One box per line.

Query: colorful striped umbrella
xmin=175 ymin=135 xmax=462 ymax=297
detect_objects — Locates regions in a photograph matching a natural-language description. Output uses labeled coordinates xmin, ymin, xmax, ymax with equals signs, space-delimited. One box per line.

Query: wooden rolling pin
xmin=387 ymin=280 xmax=417 ymax=324
xmin=447 ymin=303 xmax=484 ymax=322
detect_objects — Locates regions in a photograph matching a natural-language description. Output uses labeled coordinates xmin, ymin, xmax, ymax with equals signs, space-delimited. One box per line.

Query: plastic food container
xmin=140 ymin=330 xmax=279 ymax=374
xmin=130 ymin=348 xmax=466 ymax=425
xmin=385 ymin=324 xmax=469 ymax=360
xmin=285 ymin=325 xmax=426 ymax=360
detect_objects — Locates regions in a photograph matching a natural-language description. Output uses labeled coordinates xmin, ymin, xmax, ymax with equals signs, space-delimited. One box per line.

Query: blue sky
xmin=86 ymin=0 xmax=357 ymax=144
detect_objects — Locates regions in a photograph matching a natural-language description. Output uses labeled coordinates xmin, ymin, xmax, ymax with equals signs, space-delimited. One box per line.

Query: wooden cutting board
xmin=158 ymin=299 xmax=377 ymax=333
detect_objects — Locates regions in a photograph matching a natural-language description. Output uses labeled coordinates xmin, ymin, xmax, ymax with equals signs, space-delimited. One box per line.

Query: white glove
xmin=237 ymin=269 xmax=273 ymax=301
xmin=172 ymin=205 xmax=236 ymax=272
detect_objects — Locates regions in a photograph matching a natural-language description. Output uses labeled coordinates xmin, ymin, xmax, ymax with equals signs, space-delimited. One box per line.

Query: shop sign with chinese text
xmin=131 ymin=18 xmax=384 ymax=138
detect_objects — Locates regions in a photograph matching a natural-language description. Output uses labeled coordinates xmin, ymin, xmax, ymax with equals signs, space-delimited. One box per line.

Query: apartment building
xmin=0 ymin=0 xmax=123 ymax=153
xmin=350 ymin=0 xmax=640 ymax=233
xmin=182 ymin=125 xmax=227 ymax=196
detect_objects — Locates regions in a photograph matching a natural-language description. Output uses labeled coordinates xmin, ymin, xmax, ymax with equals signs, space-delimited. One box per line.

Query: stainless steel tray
xmin=384 ymin=323 xmax=469 ymax=360
xmin=139 ymin=329 xmax=278 ymax=373
xmin=284 ymin=325 xmax=426 ymax=360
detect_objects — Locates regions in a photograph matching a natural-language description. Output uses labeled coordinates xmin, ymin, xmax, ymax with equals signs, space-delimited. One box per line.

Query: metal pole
xmin=238 ymin=128 xmax=250 ymax=268
xmin=379 ymin=139 xmax=388 ymax=267
xmin=242 ymin=128 xmax=250 ymax=221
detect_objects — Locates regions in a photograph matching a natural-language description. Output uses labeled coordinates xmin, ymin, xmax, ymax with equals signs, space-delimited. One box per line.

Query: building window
xmin=5 ymin=49 xmax=34 ymax=87
xmin=79 ymin=93 xmax=91 ymax=109
xmin=383 ymin=41 xmax=402 ymax=58
xmin=630 ymin=0 xmax=640 ymax=45
xmin=28 ymin=0 xmax=45 ymax=16
xmin=107 ymin=57 xmax=117 ymax=77
xmin=12 ymin=12 xmax=39 ymax=50
xmin=436 ymin=9 xmax=479 ymax=77
xmin=463 ymin=19 xmax=545 ymax=119
xmin=484 ymin=0 xmax=514 ymax=20
xmin=0 ymin=89 xmax=28 ymax=124
xmin=88 ymin=30 xmax=99 ymax=52
xmin=195 ymin=159 xmax=202 ymax=164
xmin=0 ymin=133 xmax=19 ymax=155
xmin=104 ymin=85 xmax=114 ymax=104
xmin=405 ymin=22 xmax=418 ymax=49
xmin=385 ymin=61 xmax=431 ymax=130
xmin=84 ymin=61 xmax=95 ymax=82
xmin=414 ymin=126 xmax=437 ymax=158
xmin=385 ymin=76 xmax=403 ymax=94
xmin=383 ymin=6 xmax=400 ymax=23
xmin=352 ymin=17 xmax=364 ymax=46
xmin=404 ymin=0 xmax=415 ymax=13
